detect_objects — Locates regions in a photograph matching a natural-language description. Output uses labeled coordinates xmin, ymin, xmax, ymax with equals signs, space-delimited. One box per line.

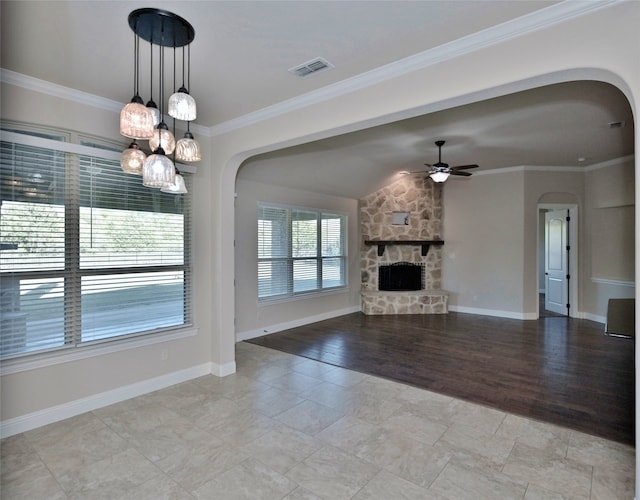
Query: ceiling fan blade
xmin=403 ymin=171 xmax=434 ymax=177
xmin=451 ymin=164 xmax=479 ymax=171
xmin=450 ymin=170 xmax=473 ymax=176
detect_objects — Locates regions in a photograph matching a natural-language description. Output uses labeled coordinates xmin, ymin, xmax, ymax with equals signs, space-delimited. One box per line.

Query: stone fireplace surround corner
xmin=359 ymin=176 xmax=448 ymax=316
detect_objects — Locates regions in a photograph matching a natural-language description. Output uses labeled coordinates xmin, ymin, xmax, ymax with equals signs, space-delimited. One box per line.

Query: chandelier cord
xmin=173 ymin=46 xmax=177 ymax=94
xmin=172 ymin=115 xmax=177 ymax=166
xmin=159 ymin=28 xmax=164 ymax=117
xmin=149 ymin=41 xmax=154 ymax=103
xmin=172 ymin=47 xmax=177 ymax=168
xmin=187 ymin=44 xmax=191 ymax=95
xmin=181 ymin=46 xmax=186 ymax=89
xmin=157 ymin=37 xmax=165 ymax=148
xmin=185 ymin=44 xmax=193 ymax=135
xmin=133 ymin=32 xmax=138 ymax=97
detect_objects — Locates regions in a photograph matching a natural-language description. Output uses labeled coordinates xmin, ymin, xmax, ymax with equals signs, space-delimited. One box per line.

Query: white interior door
xmin=545 ymin=210 xmax=568 ymax=315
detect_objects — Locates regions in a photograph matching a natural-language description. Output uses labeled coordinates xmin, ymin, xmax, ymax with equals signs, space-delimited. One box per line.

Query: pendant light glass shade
xmin=168 ymin=88 xmax=197 ymax=121
xmin=176 ymin=131 xmax=202 ymax=162
xmin=146 ymin=100 xmax=161 ymax=126
xmin=148 ymin=123 xmax=176 ymax=155
xmin=161 ymin=173 xmax=188 ymax=194
xmin=430 ymin=171 xmax=450 ymax=183
xmin=142 ymin=148 xmax=176 ymax=188
xmin=121 ymin=140 xmax=146 ymax=175
xmin=120 ymin=97 xmax=155 ymax=139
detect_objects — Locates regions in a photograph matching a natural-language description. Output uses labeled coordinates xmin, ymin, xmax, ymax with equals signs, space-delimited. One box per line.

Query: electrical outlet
xmin=161 ymin=349 xmax=168 ymax=361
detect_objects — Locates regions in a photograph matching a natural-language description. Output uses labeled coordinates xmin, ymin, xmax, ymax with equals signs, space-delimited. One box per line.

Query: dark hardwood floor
xmin=247 ymin=311 xmax=635 ymax=445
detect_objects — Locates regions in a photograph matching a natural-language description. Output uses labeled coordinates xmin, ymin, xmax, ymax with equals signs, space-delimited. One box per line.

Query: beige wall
xmin=234 ymin=178 xmax=360 ymax=339
xmin=443 ymin=162 xmax=634 ymax=321
xmin=583 ymin=158 xmax=636 ymax=315
xmin=442 ymin=171 xmax=526 ymax=316
xmin=590 ymin=206 xmax=634 ymax=279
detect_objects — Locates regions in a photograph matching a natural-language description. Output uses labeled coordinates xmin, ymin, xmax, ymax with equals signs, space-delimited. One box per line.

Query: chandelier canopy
xmin=119 ymin=8 xmax=201 ymax=193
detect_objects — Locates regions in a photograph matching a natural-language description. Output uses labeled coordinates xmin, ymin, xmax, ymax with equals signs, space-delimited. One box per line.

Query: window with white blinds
xmin=0 ymin=130 xmax=192 ymax=359
xmin=258 ymin=204 xmax=346 ymax=301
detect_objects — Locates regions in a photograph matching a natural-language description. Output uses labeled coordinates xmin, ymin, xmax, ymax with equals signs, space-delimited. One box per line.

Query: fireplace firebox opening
xmin=378 ymin=262 xmax=424 ymax=291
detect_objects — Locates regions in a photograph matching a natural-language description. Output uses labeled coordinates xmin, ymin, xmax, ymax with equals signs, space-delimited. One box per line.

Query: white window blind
xmin=0 ymin=131 xmax=192 ymax=359
xmin=258 ymin=204 xmax=346 ymax=301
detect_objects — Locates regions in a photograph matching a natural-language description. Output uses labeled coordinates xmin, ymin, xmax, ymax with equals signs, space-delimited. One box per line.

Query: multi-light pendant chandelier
xmin=119 ymin=8 xmax=201 ymax=194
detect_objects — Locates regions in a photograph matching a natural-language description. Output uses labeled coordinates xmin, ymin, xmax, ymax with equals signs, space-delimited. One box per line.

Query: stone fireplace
xmin=360 ymin=176 xmax=448 ymax=314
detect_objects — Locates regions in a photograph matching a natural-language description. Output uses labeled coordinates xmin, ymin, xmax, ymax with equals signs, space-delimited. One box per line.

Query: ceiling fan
xmin=412 ymin=140 xmax=478 ymax=183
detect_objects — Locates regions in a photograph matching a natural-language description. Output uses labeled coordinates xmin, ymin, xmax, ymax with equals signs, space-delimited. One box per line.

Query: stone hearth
xmin=361 ymin=290 xmax=448 ymax=315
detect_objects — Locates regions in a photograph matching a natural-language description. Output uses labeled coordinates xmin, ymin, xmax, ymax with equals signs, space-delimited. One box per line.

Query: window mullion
xmin=64 ymin=153 xmax=81 ymax=345
xmin=182 ymin=180 xmax=191 ymax=322
xmin=316 ymin=213 xmax=322 ymax=290
xmin=287 ymin=210 xmax=294 ymax=295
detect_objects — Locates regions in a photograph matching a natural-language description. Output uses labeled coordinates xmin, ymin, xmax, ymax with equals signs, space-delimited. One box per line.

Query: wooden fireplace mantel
xmin=364 ymin=240 xmax=444 ymax=257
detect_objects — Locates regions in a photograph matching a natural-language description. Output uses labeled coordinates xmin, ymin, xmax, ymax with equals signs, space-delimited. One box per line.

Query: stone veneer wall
xmin=360 ymin=175 xmax=443 ymax=292
xmin=361 ymin=290 xmax=448 ymax=315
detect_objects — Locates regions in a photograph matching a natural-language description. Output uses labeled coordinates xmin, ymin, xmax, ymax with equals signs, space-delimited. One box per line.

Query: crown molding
xmin=472 ymin=156 xmax=634 ymax=177
xmin=0 ymin=69 xmax=211 ymax=138
xmin=2 ymin=0 xmax=622 ymax=139
xmin=209 ymin=0 xmax=622 ymax=136
xmin=1 ymin=68 xmax=122 ymax=113
xmin=584 ymin=154 xmax=635 ymax=171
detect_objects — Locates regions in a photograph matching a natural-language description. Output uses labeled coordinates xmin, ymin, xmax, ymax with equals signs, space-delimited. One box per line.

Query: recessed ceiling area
xmin=237 ymin=80 xmax=634 ymax=199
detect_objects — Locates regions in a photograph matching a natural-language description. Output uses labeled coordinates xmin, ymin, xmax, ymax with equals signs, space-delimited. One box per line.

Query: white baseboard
xmin=212 ymin=361 xmax=237 ymax=377
xmin=0 ymin=362 xmax=213 ymax=439
xmin=448 ymin=305 xmax=538 ymax=320
xmin=236 ymin=305 xmax=606 ymax=337
xmin=579 ymin=312 xmax=606 ymax=324
xmin=449 ymin=305 xmax=607 ymax=324
xmin=236 ymin=306 xmax=361 ymax=342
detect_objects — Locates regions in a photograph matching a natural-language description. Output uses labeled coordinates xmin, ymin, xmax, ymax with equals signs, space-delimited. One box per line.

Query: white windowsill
xmin=257 ymin=286 xmax=350 ymax=307
xmin=0 ymin=326 xmax=198 ymax=376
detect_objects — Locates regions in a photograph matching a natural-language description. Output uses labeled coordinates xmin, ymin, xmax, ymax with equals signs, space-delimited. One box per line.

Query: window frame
xmin=0 ymin=127 xmax=197 ymax=372
xmin=257 ymin=202 xmax=348 ymax=303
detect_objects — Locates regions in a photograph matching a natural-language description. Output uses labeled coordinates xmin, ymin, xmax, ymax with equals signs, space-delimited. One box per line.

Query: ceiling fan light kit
xmin=119 ymin=8 xmax=202 ymax=193
xmin=430 ymin=171 xmax=450 ymax=183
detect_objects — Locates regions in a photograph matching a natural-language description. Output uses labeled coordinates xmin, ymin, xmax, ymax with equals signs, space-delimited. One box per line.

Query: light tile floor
xmin=1 ymin=342 xmax=635 ymax=499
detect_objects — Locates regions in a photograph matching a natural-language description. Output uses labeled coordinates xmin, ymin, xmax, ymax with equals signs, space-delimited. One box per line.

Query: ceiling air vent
xmin=289 ymin=57 xmax=333 ymax=77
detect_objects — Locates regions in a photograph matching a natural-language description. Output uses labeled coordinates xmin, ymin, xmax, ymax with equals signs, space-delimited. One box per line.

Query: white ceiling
xmin=1 ymin=1 xmax=634 ymax=199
